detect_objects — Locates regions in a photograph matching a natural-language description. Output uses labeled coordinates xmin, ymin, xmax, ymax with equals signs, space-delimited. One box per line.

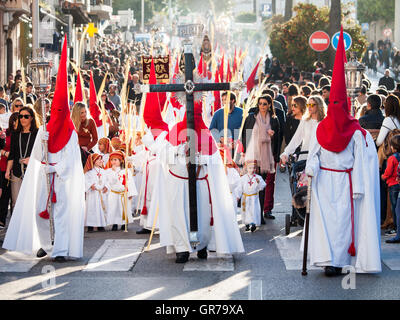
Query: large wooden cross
xmin=135 ymin=31 xmax=244 ymax=246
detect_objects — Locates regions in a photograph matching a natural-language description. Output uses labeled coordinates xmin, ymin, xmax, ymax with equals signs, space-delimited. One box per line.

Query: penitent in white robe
xmin=104 ymin=167 xmax=137 ymax=226
xmin=237 ymin=174 xmax=266 ymax=226
xmin=150 ymin=140 xmax=244 ymax=255
xmin=3 ymin=127 xmax=85 ymax=258
xmin=127 ymin=144 xmax=146 ymax=212
xmin=302 ymin=130 xmax=381 ymax=273
xmin=84 ymin=168 xmax=108 ymax=227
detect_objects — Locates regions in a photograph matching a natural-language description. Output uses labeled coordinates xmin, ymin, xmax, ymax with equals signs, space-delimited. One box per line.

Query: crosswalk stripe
xmin=0 ymin=251 xmax=40 ymax=272
xmin=83 ymin=239 xmax=147 ymax=272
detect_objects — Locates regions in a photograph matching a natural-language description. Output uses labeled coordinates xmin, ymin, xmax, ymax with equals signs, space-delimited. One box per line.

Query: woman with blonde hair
xmin=71 ymin=102 xmax=98 ymax=166
xmin=280 ymin=95 xmax=327 ymax=163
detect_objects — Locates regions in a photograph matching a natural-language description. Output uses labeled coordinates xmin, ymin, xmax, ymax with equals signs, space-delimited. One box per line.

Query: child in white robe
xmin=237 ymin=160 xmax=266 ymax=232
xmin=98 ymin=137 xmax=113 ymax=166
xmin=84 ymin=153 xmax=108 ymax=232
xmin=105 ymin=150 xmax=138 ymax=231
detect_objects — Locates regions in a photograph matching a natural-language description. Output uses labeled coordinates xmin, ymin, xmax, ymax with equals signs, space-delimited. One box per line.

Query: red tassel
xmin=51 ymin=191 xmax=57 ymax=203
xmin=39 ymin=209 xmax=49 ymax=219
xmin=141 ymin=205 xmax=148 ymax=216
xmin=348 ymin=243 xmax=356 ymax=257
xmin=210 ymin=217 xmax=214 ymax=226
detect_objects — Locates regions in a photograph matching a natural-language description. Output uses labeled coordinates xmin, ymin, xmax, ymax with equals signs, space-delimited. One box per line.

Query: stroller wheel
xmin=285 ymin=214 xmax=291 ymax=235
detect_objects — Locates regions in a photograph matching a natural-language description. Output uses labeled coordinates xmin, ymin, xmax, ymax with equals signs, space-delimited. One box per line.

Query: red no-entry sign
xmin=309 ymin=31 xmax=330 ymax=52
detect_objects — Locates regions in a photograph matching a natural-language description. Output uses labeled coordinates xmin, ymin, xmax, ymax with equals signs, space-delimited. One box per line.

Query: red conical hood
xmin=316 ymin=27 xmax=366 ymax=153
xmin=74 ymin=70 xmax=84 ymax=104
xmin=246 ymin=58 xmax=261 ymax=93
xmin=47 ymin=35 xmax=75 ymax=153
xmin=167 ymin=101 xmax=217 ymax=155
xmin=89 ymin=71 xmax=102 ymax=127
xmin=143 ymin=58 xmax=169 ymax=139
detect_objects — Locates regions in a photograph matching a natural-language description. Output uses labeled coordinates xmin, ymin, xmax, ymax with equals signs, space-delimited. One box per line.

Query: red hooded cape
xmin=47 ymin=35 xmax=75 ymax=154
xmin=74 ymin=70 xmax=84 ymax=104
xmin=316 ymin=27 xmax=366 ymax=153
xmin=89 ymin=71 xmax=103 ymax=127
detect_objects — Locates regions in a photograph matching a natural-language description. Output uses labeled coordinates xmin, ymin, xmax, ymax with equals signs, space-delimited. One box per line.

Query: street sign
xmin=309 ymin=31 xmax=330 ymax=52
xmin=332 ymin=31 xmax=352 ymax=51
xmin=177 ymin=24 xmax=204 ymax=38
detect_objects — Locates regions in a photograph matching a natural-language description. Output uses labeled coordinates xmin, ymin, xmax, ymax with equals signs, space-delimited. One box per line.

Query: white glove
xmin=353 ymin=193 xmax=363 ymax=200
xmin=42 ymin=131 xmax=49 ymax=141
xmin=45 ymin=165 xmax=56 ymax=174
xmin=142 ymin=128 xmax=155 ymax=149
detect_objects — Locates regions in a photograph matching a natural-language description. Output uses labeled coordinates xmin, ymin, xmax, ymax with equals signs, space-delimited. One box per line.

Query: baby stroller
xmin=285 ymin=150 xmax=309 ymax=235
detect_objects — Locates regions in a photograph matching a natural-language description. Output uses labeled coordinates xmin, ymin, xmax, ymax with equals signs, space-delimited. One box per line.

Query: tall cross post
xmin=135 ymin=24 xmax=245 ymax=247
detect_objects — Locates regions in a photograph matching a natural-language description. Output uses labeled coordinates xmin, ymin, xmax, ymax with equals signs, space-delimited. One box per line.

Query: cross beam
xmin=135 ymin=51 xmax=245 ymax=247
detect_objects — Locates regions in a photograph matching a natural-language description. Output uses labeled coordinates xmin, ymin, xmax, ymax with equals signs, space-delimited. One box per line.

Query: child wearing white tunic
xmin=98 ymin=137 xmax=113 ymax=167
xmin=237 ymin=160 xmax=266 ymax=232
xmin=84 ymin=153 xmax=108 ymax=232
xmin=105 ymin=150 xmax=138 ymax=231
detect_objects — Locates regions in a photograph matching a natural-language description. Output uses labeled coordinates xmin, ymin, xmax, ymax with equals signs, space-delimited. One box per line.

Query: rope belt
xmin=241 ymin=193 xmax=258 ymax=213
xmin=98 ymin=190 xmax=107 ymax=213
xmin=169 ymin=169 xmax=214 ymax=226
xmin=111 ymin=190 xmax=127 ymax=221
xmin=320 ymin=166 xmax=356 ymax=257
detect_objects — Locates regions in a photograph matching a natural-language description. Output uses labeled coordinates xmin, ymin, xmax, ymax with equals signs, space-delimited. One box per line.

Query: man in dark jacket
xmin=379 ymin=69 xmax=396 ymax=91
xmin=359 ymin=94 xmax=384 ymax=129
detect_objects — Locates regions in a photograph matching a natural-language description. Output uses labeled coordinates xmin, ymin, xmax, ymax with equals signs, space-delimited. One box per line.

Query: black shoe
xmin=197 ymin=247 xmax=208 ymax=259
xmin=260 ymin=217 xmax=266 ymax=225
xmin=325 ymin=266 xmax=341 ymax=277
xmin=251 ymin=224 xmax=257 ymax=232
xmin=53 ymin=256 xmax=66 ymax=263
xmin=175 ymin=252 xmax=190 ymax=263
xmin=121 ymin=225 xmax=127 ymax=231
xmin=386 ymin=238 xmax=400 ymax=243
xmin=264 ymin=211 xmax=276 ymax=220
xmin=36 ymin=248 xmax=47 ymax=258
xmin=87 ymin=227 xmax=94 ymax=233
xmin=245 ymin=225 xmax=250 ymax=231
xmin=112 ymin=224 xmax=118 ymax=231
xmin=97 ymin=227 xmax=105 ymax=232
xmin=136 ymin=228 xmax=151 ymax=234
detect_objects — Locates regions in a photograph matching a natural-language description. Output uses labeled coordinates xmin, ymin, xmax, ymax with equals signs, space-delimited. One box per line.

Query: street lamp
xmin=345 ymin=51 xmax=365 ymax=116
xmin=29 ymin=48 xmax=55 ymax=243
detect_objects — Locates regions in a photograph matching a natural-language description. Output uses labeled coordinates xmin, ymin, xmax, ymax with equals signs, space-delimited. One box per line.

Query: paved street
xmin=0 ymin=168 xmax=399 ymax=300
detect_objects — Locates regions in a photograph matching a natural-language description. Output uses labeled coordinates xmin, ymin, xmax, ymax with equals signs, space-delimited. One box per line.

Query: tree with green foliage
xmin=357 ymin=0 xmax=395 ymax=23
xmin=269 ymin=3 xmax=367 ymax=72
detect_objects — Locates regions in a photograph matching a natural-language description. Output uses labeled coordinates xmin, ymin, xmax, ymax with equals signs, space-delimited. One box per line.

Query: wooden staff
xmin=146 ymin=204 xmax=159 ymax=251
xmin=97 ymin=71 xmax=109 ymax=138
xmin=223 ymin=90 xmax=231 ymax=166
xmin=21 ymin=64 xmax=27 ymax=105
xmin=302 ymin=176 xmax=313 ymax=276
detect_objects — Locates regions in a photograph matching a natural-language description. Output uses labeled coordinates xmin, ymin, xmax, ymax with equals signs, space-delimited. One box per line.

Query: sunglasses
xmin=292 ymin=104 xmax=298 ymax=108
xmin=18 ymin=114 xmax=31 ymax=119
xmin=14 ymin=104 xmax=23 ymax=108
xmin=258 ymin=102 xmax=269 ymax=106
xmin=306 ymin=104 xmax=316 ymax=108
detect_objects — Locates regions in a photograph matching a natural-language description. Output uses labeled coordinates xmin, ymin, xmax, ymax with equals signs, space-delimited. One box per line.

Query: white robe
xmin=3 ymin=127 xmax=85 ymax=258
xmin=128 ymin=144 xmax=146 ymax=211
xmin=237 ymin=173 xmax=266 ymax=226
xmin=84 ymin=168 xmax=108 ymax=227
xmin=226 ymin=167 xmax=241 ymax=212
xmin=302 ymin=130 xmax=381 ymax=273
xmin=104 ymin=167 xmax=137 ymax=225
xmin=150 ymin=140 xmax=244 ymax=255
